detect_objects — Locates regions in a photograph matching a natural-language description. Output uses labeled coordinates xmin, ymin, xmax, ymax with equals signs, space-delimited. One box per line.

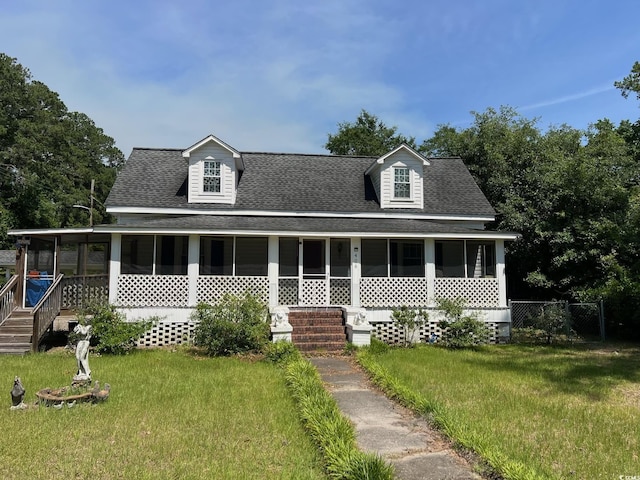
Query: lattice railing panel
xmin=137 ymin=321 xmax=196 ymax=347
xmin=278 ymin=278 xmax=298 ymax=305
xmin=434 ymin=278 xmax=499 ymax=307
xmin=61 ymin=275 xmax=108 ymax=309
xmin=117 ymin=275 xmax=189 ymax=307
xmin=360 ymin=278 xmax=429 ymax=307
xmin=373 ymin=321 xmax=499 ymax=345
xmin=197 ymin=276 xmax=269 ymax=304
xmin=301 ymin=279 xmax=327 ymax=305
xmin=330 ymin=278 xmax=351 ymax=306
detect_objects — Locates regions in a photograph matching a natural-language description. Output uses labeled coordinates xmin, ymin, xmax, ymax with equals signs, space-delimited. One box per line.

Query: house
xmin=3 ymin=134 xmax=517 ymax=352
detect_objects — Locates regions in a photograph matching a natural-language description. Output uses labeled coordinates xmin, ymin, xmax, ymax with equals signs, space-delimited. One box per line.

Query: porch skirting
xmin=121 ymin=306 xmax=511 ymax=348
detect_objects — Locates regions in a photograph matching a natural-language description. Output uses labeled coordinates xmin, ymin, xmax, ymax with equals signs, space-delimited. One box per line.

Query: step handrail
xmin=0 ymin=275 xmax=19 ymax=327
xmin=32 ymin=273 xmax=64 ymax=352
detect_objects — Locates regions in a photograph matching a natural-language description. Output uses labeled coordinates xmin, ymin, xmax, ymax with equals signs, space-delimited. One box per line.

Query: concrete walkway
xmin=310 ymin=357 xmax=481 ymax=480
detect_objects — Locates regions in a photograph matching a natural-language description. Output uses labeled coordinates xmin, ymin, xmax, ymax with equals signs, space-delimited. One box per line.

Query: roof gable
xmin=364 ymin=144 xmax=429 ymax=175
xmin=182 ymin=134 xmax=244 ymax=171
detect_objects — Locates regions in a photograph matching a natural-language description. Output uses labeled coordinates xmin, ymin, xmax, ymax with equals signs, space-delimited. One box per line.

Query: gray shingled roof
xmin=106 ymin=148 xmax=495 ymax=217
xmin=0 ymin=250 xmax=14 ymax=266
xmin=98 ymin=215 xmax=491 ymax=235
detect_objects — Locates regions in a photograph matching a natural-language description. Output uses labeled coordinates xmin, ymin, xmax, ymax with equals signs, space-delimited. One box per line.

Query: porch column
xmin=188 ymin=235 xmax=199 ymax=306
xmin=425 ymin=239 xmax=435 ymax=305
xmin=268 ymin=236 xmax=278 ymax=307
xmin=351 ymin=237 xmax=361 ymax=307
xmin=108 ymin=234 xmax=121 ymax=304
xmin=496 ymin=239 xmax=507 ymax=307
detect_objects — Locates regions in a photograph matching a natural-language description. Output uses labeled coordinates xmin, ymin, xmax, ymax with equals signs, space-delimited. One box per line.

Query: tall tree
xmin=614 ymin=61 xmax=640 ymax=102
xmin=0 ymin=53 xmax=123 ymax=247
xmin=325 ymin=109 xmax=416 ymax=156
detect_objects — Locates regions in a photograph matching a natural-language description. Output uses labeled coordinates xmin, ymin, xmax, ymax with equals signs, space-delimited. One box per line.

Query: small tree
xmin=391 ymin=305 xmax=428 ymax=346
xmin=436 ymin=297 xmax=490 ymax=348
xmin=75 ymin=303 xmax=155 ymax=355
xmin=532 ymin=303 xmax=573 ymax=344
xmin=192 ymin=291 xmax=270 ymax=356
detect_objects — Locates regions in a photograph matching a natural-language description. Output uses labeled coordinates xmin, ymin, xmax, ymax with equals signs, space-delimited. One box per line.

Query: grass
xmin=0 ymin=348 xmax=326 ymax=479
xmin=358 ymin=343 xmax=640 ymax=480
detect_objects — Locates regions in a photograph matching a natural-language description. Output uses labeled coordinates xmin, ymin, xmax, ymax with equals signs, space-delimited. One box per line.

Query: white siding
xmin=187 ymin=144 xmax=237 ymax=204
xmin=379 ymin=151 xmax=424 ymax=209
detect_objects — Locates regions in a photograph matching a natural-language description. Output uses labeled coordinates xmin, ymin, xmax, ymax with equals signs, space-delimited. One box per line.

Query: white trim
xmin=182 ymin=134 xmax=241 ymax=159
xmin=364 ymin=144 xmax=430 ymax=175
xmin=93 ymin=226 xmax=519 ymax=240
xmin=8 ymin=228 xmax=94 ymax=236
xmin=105 ymin=206 xmax=495 ymax=223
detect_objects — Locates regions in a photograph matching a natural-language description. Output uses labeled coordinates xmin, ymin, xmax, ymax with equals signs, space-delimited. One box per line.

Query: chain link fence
xmin=509 ymin=300 xmax=605 ymax=341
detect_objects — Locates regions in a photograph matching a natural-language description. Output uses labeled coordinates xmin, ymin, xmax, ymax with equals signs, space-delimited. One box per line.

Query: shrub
xmin=76 ymin=303 xmax=155 ymax=355
xmin=391 ymin=305 xmax=428 ymax=346
xmin=264 ymin=340 xmax=301 ymax=365
xmin=192 ymin=292 xmax=270 ymax=356
xmin=530 ymin=303 xmax=574 ymax=344
xmin=436 ymin=297 xmax=490 ymax=348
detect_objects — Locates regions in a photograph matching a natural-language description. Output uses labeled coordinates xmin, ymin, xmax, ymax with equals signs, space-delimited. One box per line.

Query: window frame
xmin=361 ymin=239 xmax=425 ymax=278
xmin=393 ymin=166 xmax=411 ymax=199
xmin=435 ymin=240 xmax=496 ymax=279
xmin=202 ymin=159 xmax=222 ymax=194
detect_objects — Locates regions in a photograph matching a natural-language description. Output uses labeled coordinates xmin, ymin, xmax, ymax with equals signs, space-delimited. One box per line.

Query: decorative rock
xmin=10 ymin=376 xmax=27 ymax=410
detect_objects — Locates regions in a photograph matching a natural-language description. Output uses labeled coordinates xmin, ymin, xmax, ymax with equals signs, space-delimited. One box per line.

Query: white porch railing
xmin=360 ymin=277 xmax=429 ymax=307
xmin=197 ymin=276 xmax=269 ymax=304
xmin=433 ymin=277 xmax=499 ymax=307
xmin=117 ymin=275 xmax=189 ymax=307
xmin=114 ymin=274 xmax=500 ymax=308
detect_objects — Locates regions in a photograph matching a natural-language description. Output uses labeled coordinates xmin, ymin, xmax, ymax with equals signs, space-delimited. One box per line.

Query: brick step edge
xmin=288 ymin=311 xmax=344 ymax=318
xmin=292 ymin=326 xmax=345 ymax=334
xmin=292 ymin=334 xmax=346 ymax=342
xmin=289 ymin=319 xmax=344 ymax=326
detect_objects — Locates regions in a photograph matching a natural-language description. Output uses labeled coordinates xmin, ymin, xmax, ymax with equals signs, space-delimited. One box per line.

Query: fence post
xmin=599 ymin=299 xmax=606 ymax=342
xmin=507 ymin=299 xmax=512 ymax=340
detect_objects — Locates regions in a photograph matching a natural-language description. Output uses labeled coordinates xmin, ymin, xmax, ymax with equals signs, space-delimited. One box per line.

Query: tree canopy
xmin=325 ymin=110 xmax=416 ymax=156
xmin=327 ymin=61 xmax=640 ymax=338
xmin=0 ymin=53 xmax=123 ymax=248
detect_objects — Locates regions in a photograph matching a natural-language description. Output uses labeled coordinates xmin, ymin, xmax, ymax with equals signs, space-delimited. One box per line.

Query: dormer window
xmin=394 ymin=167 xmax=410 ymax=199
xmin=203 ymin=159 xmax=221 ymax=193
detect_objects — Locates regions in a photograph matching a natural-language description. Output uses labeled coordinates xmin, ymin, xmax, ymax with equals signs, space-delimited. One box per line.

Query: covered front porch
xmin=2 ymin=227 xmax=514 ymax=351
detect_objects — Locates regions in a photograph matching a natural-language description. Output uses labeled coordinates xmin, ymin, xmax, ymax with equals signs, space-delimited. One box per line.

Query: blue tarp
xmin=26 ymin=277 xmax=51 ymax=307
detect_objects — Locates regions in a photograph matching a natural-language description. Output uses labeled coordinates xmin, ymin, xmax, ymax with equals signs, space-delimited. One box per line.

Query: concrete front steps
xmin=0 ymin=309 xmax=33 ymax=354
xmin=289 ymin=308 xmax=346 ymax=352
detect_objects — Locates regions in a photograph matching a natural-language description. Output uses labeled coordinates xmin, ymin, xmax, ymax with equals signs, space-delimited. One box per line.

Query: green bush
xmin=391 ymin=305 xmax=428 ymax=346
xmin=436 ymin=297 xmax=490 ymax=348
xmin=531 ymin=303 xmax=573 ymax=344
xmin=264 ymin=340 xmax=301 ymax=365
xmin=76 ymin=303 xmax=155 ymax=355
xmin=192 ymin=292 xmax=270 ymax=356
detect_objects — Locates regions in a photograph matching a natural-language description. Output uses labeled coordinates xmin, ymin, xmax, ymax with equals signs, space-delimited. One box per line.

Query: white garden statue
xmin=73 ymin=324 xmax=92 ymax=381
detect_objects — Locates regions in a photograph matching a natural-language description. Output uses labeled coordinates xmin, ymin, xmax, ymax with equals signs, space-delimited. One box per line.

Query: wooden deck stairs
xmin=0 ymin=309 xmax=33 ymax=355
xmin=289 ymin=308 xmax=346 ymax=352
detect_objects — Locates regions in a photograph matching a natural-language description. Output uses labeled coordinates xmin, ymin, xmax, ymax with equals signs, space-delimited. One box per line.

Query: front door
xmin=300 ymin=239 xmax=327 ymax=305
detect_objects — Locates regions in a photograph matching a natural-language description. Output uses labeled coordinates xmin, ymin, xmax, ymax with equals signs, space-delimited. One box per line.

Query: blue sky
xmin=1 ymin=0 xmax=639 ymax=157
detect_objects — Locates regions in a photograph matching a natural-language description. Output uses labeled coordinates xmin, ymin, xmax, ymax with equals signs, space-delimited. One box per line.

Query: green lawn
xmin=360 ymin=344 xmax=640 ymax=480
xmin=0 ymin=349 xmax=326 ymax=480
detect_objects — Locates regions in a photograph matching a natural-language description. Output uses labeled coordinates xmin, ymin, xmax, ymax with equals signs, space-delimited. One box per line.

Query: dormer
xmin=365 ymin=144 xmax=429 ymax=209
xmin=183 ymin=135 xmax=244 ymax=205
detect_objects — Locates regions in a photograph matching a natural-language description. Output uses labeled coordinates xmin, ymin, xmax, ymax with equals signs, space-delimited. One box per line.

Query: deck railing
xmin=0 ymin=275 xmax=18 ymax=326
xmin=61 ymin=274 xmax=109 ymax=309
xmin=32 ymin=273 xmax=64 ymax=352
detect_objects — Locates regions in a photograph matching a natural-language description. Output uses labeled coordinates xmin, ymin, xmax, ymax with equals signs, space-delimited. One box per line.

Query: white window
xmin=203 ymin=160 xmax=221 ymax=193
xmin=394 ymin=167 xmax=410 ymax=198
